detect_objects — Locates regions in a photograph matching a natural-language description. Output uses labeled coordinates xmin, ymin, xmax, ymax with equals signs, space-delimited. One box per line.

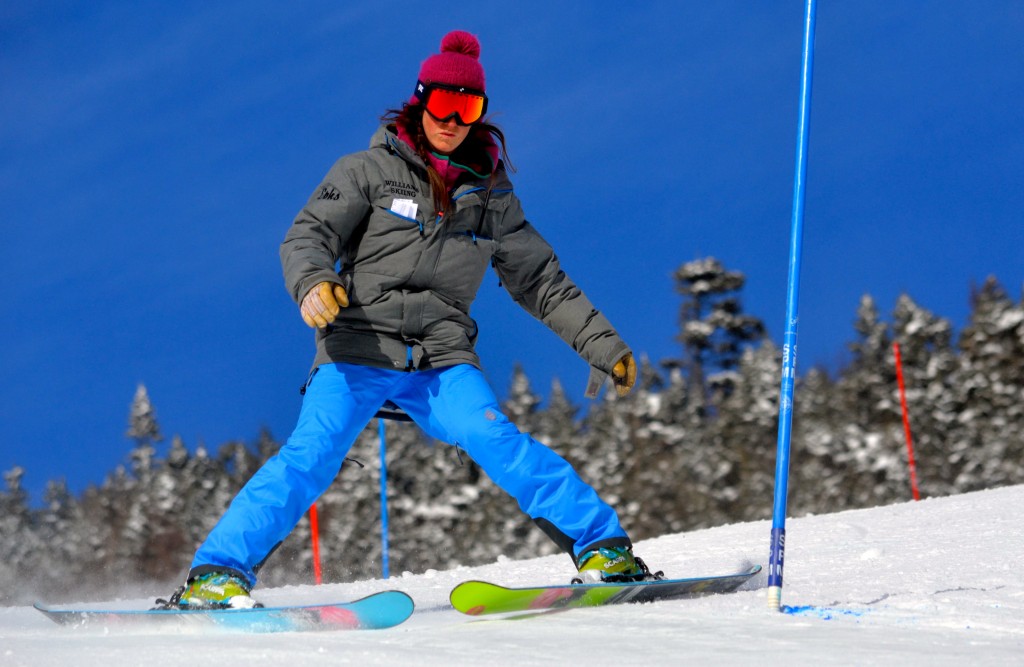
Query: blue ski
xmin=35 ymin=590 xmax=414 ymax=632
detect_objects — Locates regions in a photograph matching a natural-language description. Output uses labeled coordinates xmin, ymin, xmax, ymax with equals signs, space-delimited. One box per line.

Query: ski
xmin=34 ymin=590 xmax=414 ymax=632
xmin=450 ymin=564 xmax=761 ymax=616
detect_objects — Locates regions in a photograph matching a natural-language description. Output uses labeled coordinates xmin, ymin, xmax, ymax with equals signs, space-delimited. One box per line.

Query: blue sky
xmin=3 ymin=1 xmax=1022 ymax=503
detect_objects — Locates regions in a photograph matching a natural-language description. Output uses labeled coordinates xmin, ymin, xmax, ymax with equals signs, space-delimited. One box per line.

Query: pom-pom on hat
xmin=416 ymin=30 xmax=486 ymax=92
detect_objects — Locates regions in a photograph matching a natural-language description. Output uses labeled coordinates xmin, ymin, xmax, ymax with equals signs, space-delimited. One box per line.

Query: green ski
xmin=451 ymin=565 xmax=761 ymax=616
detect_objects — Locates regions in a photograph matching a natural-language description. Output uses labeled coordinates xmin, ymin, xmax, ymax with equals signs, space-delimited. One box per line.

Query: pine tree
xmin=295 ymin=423 xmax=382 ymax=584
xmin=610 ymin=356 xmax=702 ymax=535
xmin=830 ymin=294 xmax=905 ymax=509
xmin=532 ymin=377 xmax=579 ymax=450
xmin=126 ymin=383 xmax=163 ymax=446
xmin=891 ymin=294 xmax=960 ymax=498
xmin=791 ymin=365 xmax=845 ymax=512
xmin=712 ymin=342 xmax=780 ymax=522
xmin=0 ymin=467 xmax=39 ymax=604
xmin=503 ymin=364 xmax=542 ymax=431
xmin=36 ymin=479 xmax=87 ymax=596
xmin=841 ymin=295 xmax=895 ymax=423
xmin=670 ymin=257 xmax=766 ymax=414
xmin=178 ymin=442 xmax=233 ymax=554
xmin=166 ymin=434 xmax=189 ymax=470
xmin=954 ymin=277 xmax=1024 ymax=491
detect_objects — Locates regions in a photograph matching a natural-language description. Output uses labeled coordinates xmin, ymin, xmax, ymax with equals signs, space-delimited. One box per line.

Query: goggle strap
xmin=414 ymin=80 xmax=428 ymax=102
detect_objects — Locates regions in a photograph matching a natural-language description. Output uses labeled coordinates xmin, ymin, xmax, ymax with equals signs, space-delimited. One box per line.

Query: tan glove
xmin=611 ymin=353 xmax=637 ymax=397
xmin=300 ymin=281 xmax=349 ymax=329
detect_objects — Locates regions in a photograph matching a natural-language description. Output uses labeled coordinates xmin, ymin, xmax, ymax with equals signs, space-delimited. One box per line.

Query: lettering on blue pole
xmin=768 ymin=528 xmax=786 ymax=588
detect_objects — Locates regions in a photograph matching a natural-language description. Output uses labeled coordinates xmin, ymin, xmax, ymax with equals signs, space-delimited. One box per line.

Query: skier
xmin=168 ymin=30 xmax=657 ymax=609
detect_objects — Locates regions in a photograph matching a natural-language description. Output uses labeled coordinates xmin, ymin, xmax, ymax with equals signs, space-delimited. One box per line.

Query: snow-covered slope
xmin=3 ymin=486 xmax=1022 ymax=665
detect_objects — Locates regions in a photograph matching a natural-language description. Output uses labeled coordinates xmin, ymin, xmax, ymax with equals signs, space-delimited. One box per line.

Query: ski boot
xmin=155 ymin=572 xmax=262 ymax=610
xmin=572 ymin=545 xmax=663 ymax=584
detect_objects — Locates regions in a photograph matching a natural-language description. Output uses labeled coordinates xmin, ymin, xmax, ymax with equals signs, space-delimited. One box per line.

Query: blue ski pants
xmin=190 ymin=363 xmax=629 ymax=586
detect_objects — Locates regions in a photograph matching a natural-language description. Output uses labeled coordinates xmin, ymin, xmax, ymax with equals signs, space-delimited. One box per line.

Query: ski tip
xmin=383 ymin=589 xmax=416 ymax=614
xmin=360 ymin=589 xmax=415 ymax=604
xmin=449 ymin=580 xmax=505 ymax=614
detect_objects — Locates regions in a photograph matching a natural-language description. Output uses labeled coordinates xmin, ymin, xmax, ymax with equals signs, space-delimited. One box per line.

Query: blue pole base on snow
xmin=767 ymin=527 xmax=786 ymax=609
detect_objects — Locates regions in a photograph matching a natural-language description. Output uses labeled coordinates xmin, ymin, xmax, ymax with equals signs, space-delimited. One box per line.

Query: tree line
xmin=2 ymin=259 xmax=1022 ymax=604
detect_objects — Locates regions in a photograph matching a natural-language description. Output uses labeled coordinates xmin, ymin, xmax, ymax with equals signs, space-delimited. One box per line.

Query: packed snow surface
xmin=2 ymin=486 xmax=1022 ymax=665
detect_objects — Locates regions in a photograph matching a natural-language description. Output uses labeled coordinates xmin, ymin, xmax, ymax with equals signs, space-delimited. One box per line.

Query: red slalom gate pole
xmin=309 ymin=503 xmax=323 ymax=584
xmin=893 ymin=342 xmax=921 ymax=501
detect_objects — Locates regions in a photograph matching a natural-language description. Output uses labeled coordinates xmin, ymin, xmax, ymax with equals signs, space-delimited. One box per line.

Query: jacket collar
xmin=378 ymin=124 xmax=500 ymax=189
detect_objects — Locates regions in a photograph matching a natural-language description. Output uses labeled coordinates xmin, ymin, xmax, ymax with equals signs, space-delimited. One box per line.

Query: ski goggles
xmin=414 ymin=80 xmax=488 ymax=125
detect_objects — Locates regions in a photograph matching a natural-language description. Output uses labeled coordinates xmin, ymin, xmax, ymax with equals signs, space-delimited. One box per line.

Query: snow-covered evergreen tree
xmin=0 ymin=468 xmax=39 ymax=603
xmin=890 ymin=293 xmax=960 ymax=499
xmin=35 ymin=479 xmax=86 ymax=593
xmin=670 ymin=257 xmax=766 ymax=412
xmin=829 ymin=295 xmax=906 ymax=509
xmin=532 ymin=378 xmax=579 ymax=450
xmin=126 ymin=383 xmax=163 ymax=446
xmin=791 ymin=365 xmax=844 ymax=511
xmin=503 ymin=364 xmax=542 ymax=429
xmin=954 ymin=277 xmax=1024 ymax=490
xmin=712 ymin=342 xmax=780 ymax=522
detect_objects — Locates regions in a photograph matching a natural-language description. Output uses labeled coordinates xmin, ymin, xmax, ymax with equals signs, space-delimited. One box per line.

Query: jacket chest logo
xmin=384 ymin=179 xmax=418 ymax=198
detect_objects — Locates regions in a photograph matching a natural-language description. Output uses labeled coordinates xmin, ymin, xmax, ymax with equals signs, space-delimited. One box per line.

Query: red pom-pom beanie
xmin=415 ymin=30 xmax=486 ymax=92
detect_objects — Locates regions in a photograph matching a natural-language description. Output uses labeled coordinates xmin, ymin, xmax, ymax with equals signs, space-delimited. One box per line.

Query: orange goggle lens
xmin=416 ymin=82 xmax=487 ymax=125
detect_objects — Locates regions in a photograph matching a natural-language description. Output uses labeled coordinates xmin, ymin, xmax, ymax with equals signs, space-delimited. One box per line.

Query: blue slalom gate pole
xmin=768 ymin=0 xmax=818 ymax=612
xmin=379 ymin=418 xmax=390 ymax=579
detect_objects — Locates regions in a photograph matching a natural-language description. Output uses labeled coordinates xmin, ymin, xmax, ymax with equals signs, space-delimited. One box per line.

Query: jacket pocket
xmin=382 ymin=206 xmax=426 ymax=234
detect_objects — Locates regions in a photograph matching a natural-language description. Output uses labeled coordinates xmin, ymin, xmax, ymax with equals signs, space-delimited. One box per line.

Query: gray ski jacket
xmin=280 ymin=125 xmax=629 ymax=396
